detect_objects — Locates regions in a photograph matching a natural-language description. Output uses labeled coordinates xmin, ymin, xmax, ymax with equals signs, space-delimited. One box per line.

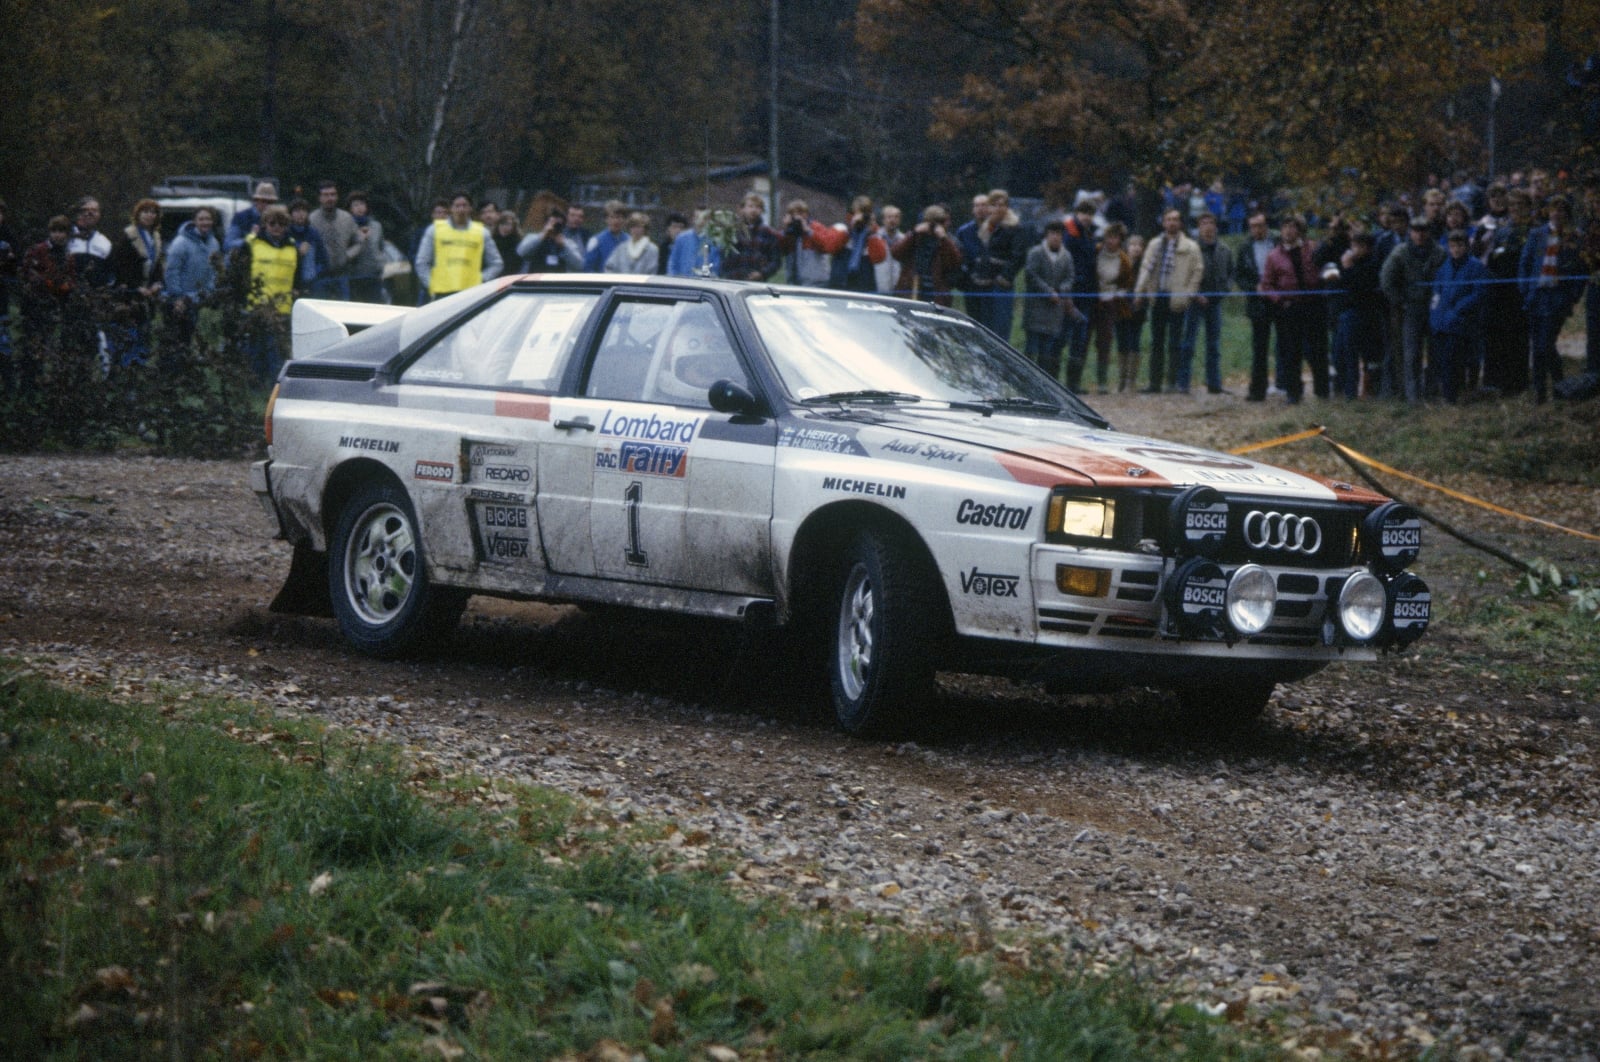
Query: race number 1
xmin=624 ymin=481 xmax=648 ymax=567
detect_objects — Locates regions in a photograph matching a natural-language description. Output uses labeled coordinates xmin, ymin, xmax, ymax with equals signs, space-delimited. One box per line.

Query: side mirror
xmin=708 ymin=379 xmax=762 ymax=417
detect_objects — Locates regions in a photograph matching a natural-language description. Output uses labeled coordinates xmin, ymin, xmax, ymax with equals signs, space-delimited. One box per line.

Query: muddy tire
xmin=328 ymin=480 xmax=464 ymax=657
xmin=826 ymin=526 xmax=938 ymax=738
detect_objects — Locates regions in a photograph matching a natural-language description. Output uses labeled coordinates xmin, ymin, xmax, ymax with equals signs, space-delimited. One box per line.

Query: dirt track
xmin=3 ymin=408 xmax=1598 ymax=1058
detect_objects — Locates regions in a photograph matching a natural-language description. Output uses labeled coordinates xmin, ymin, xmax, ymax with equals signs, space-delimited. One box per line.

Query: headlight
xmin=1225 ymin=564 xmax=1277 ymax=636
xmin=1335 ymin=571 xmax=1387 ymax=643
xmin=1047 ymin=494 xmax=1116 ymax=542
xmin=1362 ymin=502 xmax=1422 ymax=572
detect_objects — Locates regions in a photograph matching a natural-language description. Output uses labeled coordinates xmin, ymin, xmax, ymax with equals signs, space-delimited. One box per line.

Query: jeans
xmin=1246 ymin=310 xmax=1272 ymax=398
xmin=1024 ymin=329 xmax=1062 ymax=381
xmin=1588 ymin=279 xmax=1599 ymax=376
xmin=1273 ymin=302 xmax=1319 ymax=402
xmin=1332 ymin=308 xmax=1376 ymax=399
xmin=1430 ymin=332 xmax=1467 ymax=403
xmin=1527 ymin=311 xmax=1566 ymax=400
xmin=1399 ymin=303 xmax=1430 ymax=402
xmin=1178 ymin=297 xmax=1223 ymax=391
xmin=1146 ymin=297 xmax=1189 ymax=390
xmin=308 ymin=274 xmax=350 ymax=300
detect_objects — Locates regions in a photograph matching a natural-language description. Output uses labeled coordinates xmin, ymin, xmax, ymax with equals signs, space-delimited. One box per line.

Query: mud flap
xmin=270 ymin=542 xmax=334 ymax=617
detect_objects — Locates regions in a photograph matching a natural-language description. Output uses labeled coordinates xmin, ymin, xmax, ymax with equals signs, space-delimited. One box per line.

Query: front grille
xmin=1213 ymin=501 xmax=1360 ymax=569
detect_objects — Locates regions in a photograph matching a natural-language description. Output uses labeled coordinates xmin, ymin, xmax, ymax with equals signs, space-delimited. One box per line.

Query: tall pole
xmin=1487 ymin=76 xmax=1500 ymax=181
xmin=769 ymin=0 xmax=780 ymax=222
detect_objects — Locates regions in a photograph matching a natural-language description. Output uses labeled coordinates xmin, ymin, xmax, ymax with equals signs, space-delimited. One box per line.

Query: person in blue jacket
xmin=1518 ymin=195 xmax=1587 ymax=403
xmin=162 ymin=206 xmax=222 ymax=358
xmin=1427 ymin=229 xmax=1488 ymax=402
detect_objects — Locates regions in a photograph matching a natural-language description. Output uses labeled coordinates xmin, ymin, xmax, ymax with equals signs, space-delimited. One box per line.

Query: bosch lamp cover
xmin=1364 ymin=502 xmax=1423 ymax=572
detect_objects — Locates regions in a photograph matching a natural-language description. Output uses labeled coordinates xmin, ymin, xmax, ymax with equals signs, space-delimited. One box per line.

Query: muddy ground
xmin=3 ymin=393 xmax=1597 ymax=1059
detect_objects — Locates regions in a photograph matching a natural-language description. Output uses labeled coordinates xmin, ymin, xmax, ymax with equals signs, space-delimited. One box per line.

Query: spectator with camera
xmin=891 ymin=204 xmax=962 ymax=306
xmin=831 ymin=195 xmax=889 ymax=293
xmin=776 ymin=199 xmax=846 ymax=288
xmin=518 ymin=209 xmax=583 ymax=273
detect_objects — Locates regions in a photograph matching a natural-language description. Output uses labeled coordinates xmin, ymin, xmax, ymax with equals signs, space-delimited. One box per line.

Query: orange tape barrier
xmin=1229 ymin=427 xmax=1600 ymax=543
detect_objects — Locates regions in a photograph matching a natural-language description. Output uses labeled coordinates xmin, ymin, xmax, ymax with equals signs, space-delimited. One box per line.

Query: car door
xmin=394 ymin=288 xmax=599 ymax=587
xmin=538 ymin=293 xmax=778 ymax=595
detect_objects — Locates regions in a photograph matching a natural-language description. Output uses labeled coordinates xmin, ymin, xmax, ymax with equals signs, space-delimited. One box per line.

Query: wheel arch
xmin=785 ymin=500 xmax=954 ymax=641
xmin=321 ymin=457 xmax=408 ymax=545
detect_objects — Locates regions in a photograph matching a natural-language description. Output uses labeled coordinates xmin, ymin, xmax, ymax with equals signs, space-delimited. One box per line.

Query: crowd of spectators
xmin=2 ymin=166 xmax=1597 ymax=410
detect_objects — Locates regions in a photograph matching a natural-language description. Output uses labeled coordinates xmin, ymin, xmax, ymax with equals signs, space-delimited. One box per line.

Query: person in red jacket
xmin=20 ymin=216 xmax=81 ymax=391
xmin=834 ymin=195 xmax=889 ymax=293
xmin=891 ymin=205 xmax=963 ymax=306
xmin=776 ymin=200 xmax=847 ymax=287
xmin=1259 ymin=213 xmax=1320 ymax=405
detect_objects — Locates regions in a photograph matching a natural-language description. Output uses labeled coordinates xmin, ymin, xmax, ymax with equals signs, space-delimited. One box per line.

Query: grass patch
xmin=0 ymin=661 xmax=1283 ymax=1060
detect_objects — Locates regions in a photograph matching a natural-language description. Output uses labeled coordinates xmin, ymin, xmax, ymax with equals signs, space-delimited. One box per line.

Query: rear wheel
xmin=1174 ymin=682 xmax=1274 ymax=735
xmin=328 ymin=480 xmax=464 ymax=657
xmin=826 ymin=527 xmax=938 ymax=738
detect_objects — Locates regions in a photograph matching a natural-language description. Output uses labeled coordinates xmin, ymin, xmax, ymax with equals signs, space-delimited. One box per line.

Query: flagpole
xmin=1487 ymin=76 xmax=1500 ymax=181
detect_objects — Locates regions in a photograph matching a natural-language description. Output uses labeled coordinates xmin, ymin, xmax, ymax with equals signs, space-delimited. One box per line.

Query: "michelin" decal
xmin=822 ymin=477 xmax=906 ymax=499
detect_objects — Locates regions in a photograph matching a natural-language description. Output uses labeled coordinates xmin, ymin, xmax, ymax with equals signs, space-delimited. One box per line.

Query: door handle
xmin=554 ymin=417 xmax=595 ymax=432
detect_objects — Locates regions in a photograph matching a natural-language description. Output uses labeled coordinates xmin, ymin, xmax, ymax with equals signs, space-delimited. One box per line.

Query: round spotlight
xmin=1168 ymin=486 xmax=1229 ymax=558
xmin=1166 ymin=557 xmax=1229 ymax=637
xmin=1363 ymin=502 xmax=1422 ymax=572
xmin=1225 ymin=564 xmax=1277 ymax=636
xmin=1336 ymin=570 xmax=1387 ymax=643
xmin=1384 ymin=572 xmax=1432 ymax=647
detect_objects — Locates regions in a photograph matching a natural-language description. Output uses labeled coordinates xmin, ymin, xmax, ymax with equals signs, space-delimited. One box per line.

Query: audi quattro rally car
xmin=252 ymin=276 xmax=1431 ymax=737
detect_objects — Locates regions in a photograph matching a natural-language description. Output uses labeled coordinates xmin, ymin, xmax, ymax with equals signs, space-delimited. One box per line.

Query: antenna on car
xmin=694 ymin=129 xmax=716 ymax=277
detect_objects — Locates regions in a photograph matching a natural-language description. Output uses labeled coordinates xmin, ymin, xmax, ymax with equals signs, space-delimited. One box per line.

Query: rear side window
xmin=403 ymin=291 xmax=598 ymax=390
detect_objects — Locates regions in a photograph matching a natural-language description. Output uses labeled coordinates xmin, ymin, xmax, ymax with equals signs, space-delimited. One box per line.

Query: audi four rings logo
xmin=1242 ymin=511 xmax=1322 ymax=553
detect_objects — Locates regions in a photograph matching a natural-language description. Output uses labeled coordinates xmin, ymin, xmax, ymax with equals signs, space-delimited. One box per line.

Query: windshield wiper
xmin=947 ymin=396 xmax=1062 ymax=415
xmin=799 ymin=390 xmax=923 ymax=406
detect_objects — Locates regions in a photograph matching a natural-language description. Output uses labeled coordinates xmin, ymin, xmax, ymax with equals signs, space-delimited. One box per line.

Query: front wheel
xmin=328 ymin=480 xmax=464 ymax=657
xmin=826 ymin=527 xmax=938 ymax=738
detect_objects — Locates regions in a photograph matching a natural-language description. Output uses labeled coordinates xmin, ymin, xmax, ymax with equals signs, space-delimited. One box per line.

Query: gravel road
xmin=3 ymin=404 xmax=1596 ymax=1059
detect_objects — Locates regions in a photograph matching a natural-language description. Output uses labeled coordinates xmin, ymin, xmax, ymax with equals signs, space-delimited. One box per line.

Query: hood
xmin=843 ymin=407 xmax=1381 ymax=503
xmin=177 ymin=220 xmax=217 ymax=247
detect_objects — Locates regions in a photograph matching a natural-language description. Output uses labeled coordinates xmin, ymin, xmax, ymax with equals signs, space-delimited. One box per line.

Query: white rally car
xmin=252 ymin=276 xmax=1430 ymax=736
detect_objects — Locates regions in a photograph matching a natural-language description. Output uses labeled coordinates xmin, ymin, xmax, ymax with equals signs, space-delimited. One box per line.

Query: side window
xmin=586 ymin=300 xmax=675 ymax=402
xmin=403 ymin=292 xmax=597 ymax=389
xmin=586 ymin=299 xmax=748 ymax=408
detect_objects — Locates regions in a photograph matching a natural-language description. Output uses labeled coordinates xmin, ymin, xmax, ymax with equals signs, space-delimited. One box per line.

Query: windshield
xmin=743 ymin=293 xmax=1103 ymax=424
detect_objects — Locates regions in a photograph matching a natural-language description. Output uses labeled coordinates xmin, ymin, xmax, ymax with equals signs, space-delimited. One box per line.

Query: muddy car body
xmin=253 ymin=276 xmax=1430 ymax=735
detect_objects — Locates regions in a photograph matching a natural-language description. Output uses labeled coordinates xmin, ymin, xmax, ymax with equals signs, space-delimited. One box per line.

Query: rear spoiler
xmin=291 ymin=299 xmax=412 ymax=358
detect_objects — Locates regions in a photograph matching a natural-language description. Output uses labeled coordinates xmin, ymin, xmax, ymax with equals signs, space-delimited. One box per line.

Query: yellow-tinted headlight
xmin=1047 ymin=496 xmax=1116 ymax=539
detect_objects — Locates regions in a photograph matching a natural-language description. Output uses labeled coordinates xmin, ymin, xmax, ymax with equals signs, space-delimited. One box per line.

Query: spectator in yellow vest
xmin=415 ymin=192 xmax=503 ymax=299
xmin=228 ymin=205 xmax=302 ymax=384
